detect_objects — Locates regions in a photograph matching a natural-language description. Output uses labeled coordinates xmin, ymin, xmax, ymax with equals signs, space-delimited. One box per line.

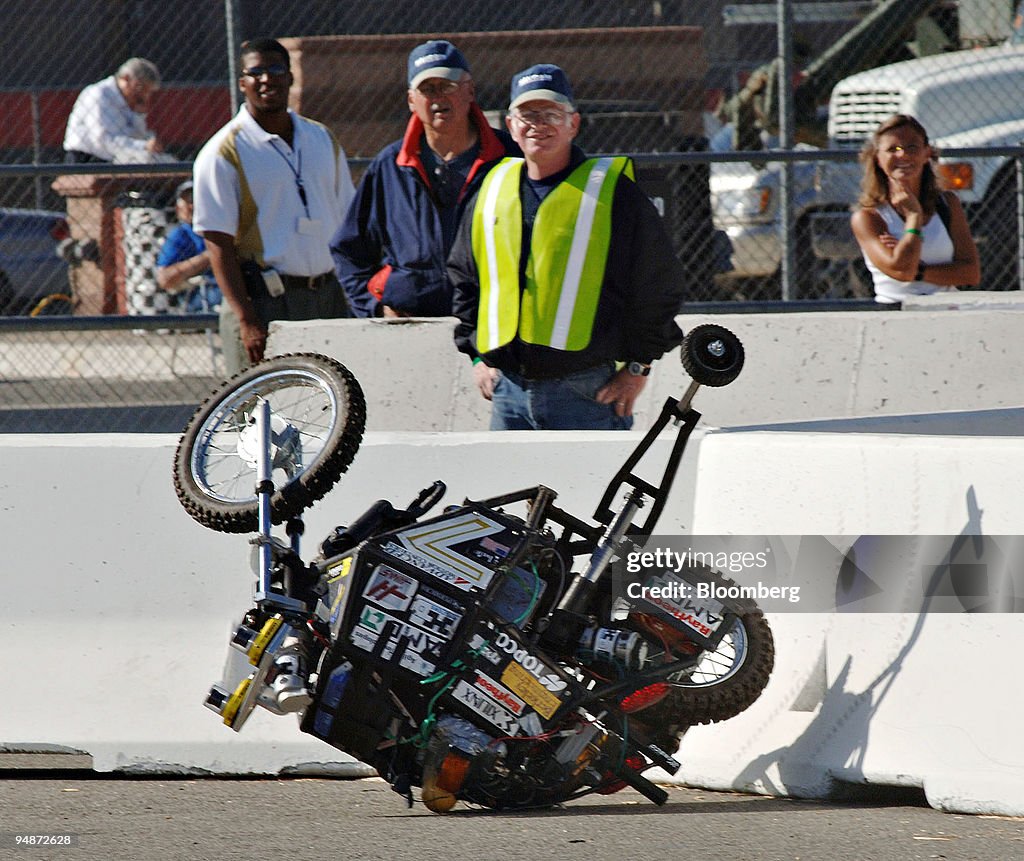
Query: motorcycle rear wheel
xmin=173 ymin=353 xmax=365 ymax=533
xmin=662 ymin=611 xmax=774 ymax=725
xmin=638 ymin=571 xmax=774 ymax=734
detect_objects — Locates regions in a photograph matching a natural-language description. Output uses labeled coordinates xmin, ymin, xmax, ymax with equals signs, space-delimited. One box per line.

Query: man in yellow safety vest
xmin=449 ymin=64 xmax=687 ymax=430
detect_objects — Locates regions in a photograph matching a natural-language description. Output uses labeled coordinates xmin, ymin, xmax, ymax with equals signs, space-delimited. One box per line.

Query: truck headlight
xmin=713 ymin=187 xmax=773 ymax=219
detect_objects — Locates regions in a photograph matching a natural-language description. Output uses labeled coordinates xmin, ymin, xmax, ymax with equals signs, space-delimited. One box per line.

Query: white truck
xmin=712 ymin=5 xmax=1024 ymax=296
xmin=810 ymin=38 xmax=1024 ymax=293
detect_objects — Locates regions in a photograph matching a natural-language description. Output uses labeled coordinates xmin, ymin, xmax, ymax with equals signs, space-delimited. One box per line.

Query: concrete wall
xmin=267 ymin=306 xmax=1024 ymax=432
xmin=0 ymin=430 xmax=694 ymax=774
xmin=6 ymin=304 xmax=1024 ymax=814
xmin=674 ymin=424 xmax=1024 ymax=816
xmin=4 ymin=416 xmax=1024 ymax=814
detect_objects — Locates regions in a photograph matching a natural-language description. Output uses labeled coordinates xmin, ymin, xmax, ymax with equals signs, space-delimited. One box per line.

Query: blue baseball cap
xmin=508 ymin=64 xmax=575 ymax=111
xmin=407 ymin=40 xmax=470 ymax=89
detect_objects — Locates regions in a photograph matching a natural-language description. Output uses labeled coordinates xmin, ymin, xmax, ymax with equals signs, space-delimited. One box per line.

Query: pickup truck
xmin=811 ymin=41 xmax=1024 ymax=292
xmin=713 ymin=37 xmax=1024 ymax=297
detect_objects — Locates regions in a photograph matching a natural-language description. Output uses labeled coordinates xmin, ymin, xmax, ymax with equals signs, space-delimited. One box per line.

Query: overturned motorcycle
xmin=173 ymin=325 xmax=773 ymax=812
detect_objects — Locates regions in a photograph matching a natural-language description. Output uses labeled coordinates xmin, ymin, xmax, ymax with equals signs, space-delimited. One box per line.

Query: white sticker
xmin=392 ymin=649 xmax=435 ymax=677
xmin=474 ymin=671 xmax=525 ymax=716
xmin=409 ymin=595 xmax=463 ymax=640
xmin=391 ymin=512 xmax=509 ymax=590
xmin=644 ymin=574 xmax=725 ymax=637
xmin=469 ymin=633 xmax=502 ymax=665
xmin=349 ymin=611 xmax=441 ymax=677
xmin=383 ymin=542 xmax=478 ymax=592
xmin=350 ymin=624 xmax=381 ymax=653
xmin=451 ymin=679 xmax=520 ymax=735
xmin=362 ymin=564 xmax=417 ymax=611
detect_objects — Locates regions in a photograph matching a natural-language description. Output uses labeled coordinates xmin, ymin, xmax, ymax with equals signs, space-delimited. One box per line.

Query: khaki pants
xmin=218 ymin=273 xmax=350 ymax=378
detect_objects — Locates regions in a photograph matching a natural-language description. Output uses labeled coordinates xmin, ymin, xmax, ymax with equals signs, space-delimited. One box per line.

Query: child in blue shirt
xmin=156 ymin=180 xmax=222 ymax=312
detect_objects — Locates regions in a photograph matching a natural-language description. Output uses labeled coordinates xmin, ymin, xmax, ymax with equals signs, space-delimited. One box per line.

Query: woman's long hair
xmin=857 ymin=114 xmax=941 ymax=213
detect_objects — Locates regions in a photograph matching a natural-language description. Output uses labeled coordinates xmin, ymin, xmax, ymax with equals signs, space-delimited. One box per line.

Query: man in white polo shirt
xmin=193 ymin=37 xmax=355 ymax=373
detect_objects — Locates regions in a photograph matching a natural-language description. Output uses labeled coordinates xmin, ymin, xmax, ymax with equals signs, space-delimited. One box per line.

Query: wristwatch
xmin=626 ymin=361 xmax=652 ymax=377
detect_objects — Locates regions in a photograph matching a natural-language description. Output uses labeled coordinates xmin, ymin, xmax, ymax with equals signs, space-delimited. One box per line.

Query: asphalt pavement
xmin=1 ymin=758 xmax=1021 ymax=861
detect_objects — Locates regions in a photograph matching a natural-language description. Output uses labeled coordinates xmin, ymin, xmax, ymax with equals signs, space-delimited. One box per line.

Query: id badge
xmin=262 ymin=268 xmax=285 ymax=297
xmin=297 ymin=216 xmax=321 ymax=236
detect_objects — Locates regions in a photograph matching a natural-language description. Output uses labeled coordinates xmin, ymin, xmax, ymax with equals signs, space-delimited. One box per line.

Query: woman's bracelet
xmin=905 ymin=228 xmax=922 ymax=237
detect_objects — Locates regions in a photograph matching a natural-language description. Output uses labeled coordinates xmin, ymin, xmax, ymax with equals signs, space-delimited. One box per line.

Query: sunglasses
xmin=242 ymin=63 xmax=289 ymax=79
xmin=415 ymin=80 xmax=462 ymax=98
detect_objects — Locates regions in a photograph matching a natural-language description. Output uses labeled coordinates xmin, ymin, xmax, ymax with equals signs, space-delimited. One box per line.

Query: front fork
xmin=205 ymin=398 xmax=315 ymax=730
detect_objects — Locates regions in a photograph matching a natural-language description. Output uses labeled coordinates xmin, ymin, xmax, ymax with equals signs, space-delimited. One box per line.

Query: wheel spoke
xmin=190 ymin=369 xmax=340 ymax=505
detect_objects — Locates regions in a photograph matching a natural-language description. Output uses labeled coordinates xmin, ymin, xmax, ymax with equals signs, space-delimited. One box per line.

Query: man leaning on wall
xmin=449 ymin=64 xmax=688 ymax=431
xmin=63 ymin=58 xmax=172 ymax=165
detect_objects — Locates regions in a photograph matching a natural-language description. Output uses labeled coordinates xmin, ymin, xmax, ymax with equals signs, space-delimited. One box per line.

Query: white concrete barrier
xmin=268 ymin=309 xmax=1024 ymax=432
xmin=0 ymin=430 xmax=695 ymax=774
xmin=5 ymin=408 xmax=1024 ymax=812
xmin=674 ymin=422 xmax=1024 ymax=816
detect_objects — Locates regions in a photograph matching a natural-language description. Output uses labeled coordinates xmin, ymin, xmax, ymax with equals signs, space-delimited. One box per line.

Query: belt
xmin=503 ymin=361 xmax=613 ymax=384
xmin=280 ymin=272 xmax=333 ymax=290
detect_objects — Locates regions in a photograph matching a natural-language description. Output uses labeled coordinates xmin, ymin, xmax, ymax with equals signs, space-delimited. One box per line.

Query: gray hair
xmin=117 ymin=58 xmax=161 ymax=87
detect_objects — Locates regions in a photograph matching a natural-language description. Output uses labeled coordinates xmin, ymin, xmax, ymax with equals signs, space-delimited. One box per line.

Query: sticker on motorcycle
xmin=474 ymin=671 xmax=526 ymax=716
xmin=328 ymin=581 xmax=348 ymax=625
xmin=357 ymin=605 xmax=389 ymax=632
xmin=409 ymin=595 xmax=463 ymax=640
xmin=350 ymin=624 xmax=381 ymax=654
xmin=641 ymin=574 xmax=726 ymax=638
xmin=362 ymin=564 xmax=417 ymax=611
xmin=468 ymin=634 xmax=502 ymax=665
xmin=383 ymin=542 xmax=477 ymax=591
xmin=451 ymin=679 xmax=520 ymax=735
xmin=325 ymin=556 xmax=353 ymax=583
xmin=418 ymin=583 xmax=467 ymax=614
xmin=350 ymin=608 xmax=444 ymax=677
xmin=389 ymin=646 xmax=436 ymax=677
xmin=349 ymin=624 xmax=437 ymax=677
xmin=500 ymin=660 xmax=562 ymax=719
xmin=493 ymin=631 xmax=568 ymax=692
xmin=391 ymin=512 xmax=512 ymax=591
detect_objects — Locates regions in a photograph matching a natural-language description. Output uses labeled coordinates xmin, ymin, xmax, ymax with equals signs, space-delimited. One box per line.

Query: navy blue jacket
xmin=331 ymin=104 xmax=518 ymax=317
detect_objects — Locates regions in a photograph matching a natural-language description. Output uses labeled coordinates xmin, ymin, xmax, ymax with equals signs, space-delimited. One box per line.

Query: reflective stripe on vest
xmin=471 ymin=156 xmax=633 ymax=353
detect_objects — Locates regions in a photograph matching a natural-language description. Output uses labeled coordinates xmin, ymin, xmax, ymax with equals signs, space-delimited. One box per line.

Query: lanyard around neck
xmin=268 ymin=138 xmax=309 ymax=216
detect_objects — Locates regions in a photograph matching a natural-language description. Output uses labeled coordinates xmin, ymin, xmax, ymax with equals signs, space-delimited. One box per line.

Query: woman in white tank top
xmin=850 ymin=114 xmax=979 ymax=304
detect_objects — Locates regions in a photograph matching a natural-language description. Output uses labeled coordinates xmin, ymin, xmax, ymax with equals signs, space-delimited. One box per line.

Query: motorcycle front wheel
xmin=173 ymin=353 xmax=365 ymax=533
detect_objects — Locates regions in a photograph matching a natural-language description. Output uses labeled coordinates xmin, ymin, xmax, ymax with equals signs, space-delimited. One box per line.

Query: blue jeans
xmin=490 ymin=364 xmax=633 ymax=431
xmin=185 ymin=282 xmax=223 ymax=314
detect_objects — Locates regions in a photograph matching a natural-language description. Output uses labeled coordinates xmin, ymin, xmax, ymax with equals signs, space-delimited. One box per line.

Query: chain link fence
xmin=1 ymin=1 xmax=1023 ymax=430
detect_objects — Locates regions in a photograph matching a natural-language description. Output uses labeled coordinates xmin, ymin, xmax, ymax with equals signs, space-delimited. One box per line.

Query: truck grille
xmin=830 ymin=89 xmax=903 ymax=147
